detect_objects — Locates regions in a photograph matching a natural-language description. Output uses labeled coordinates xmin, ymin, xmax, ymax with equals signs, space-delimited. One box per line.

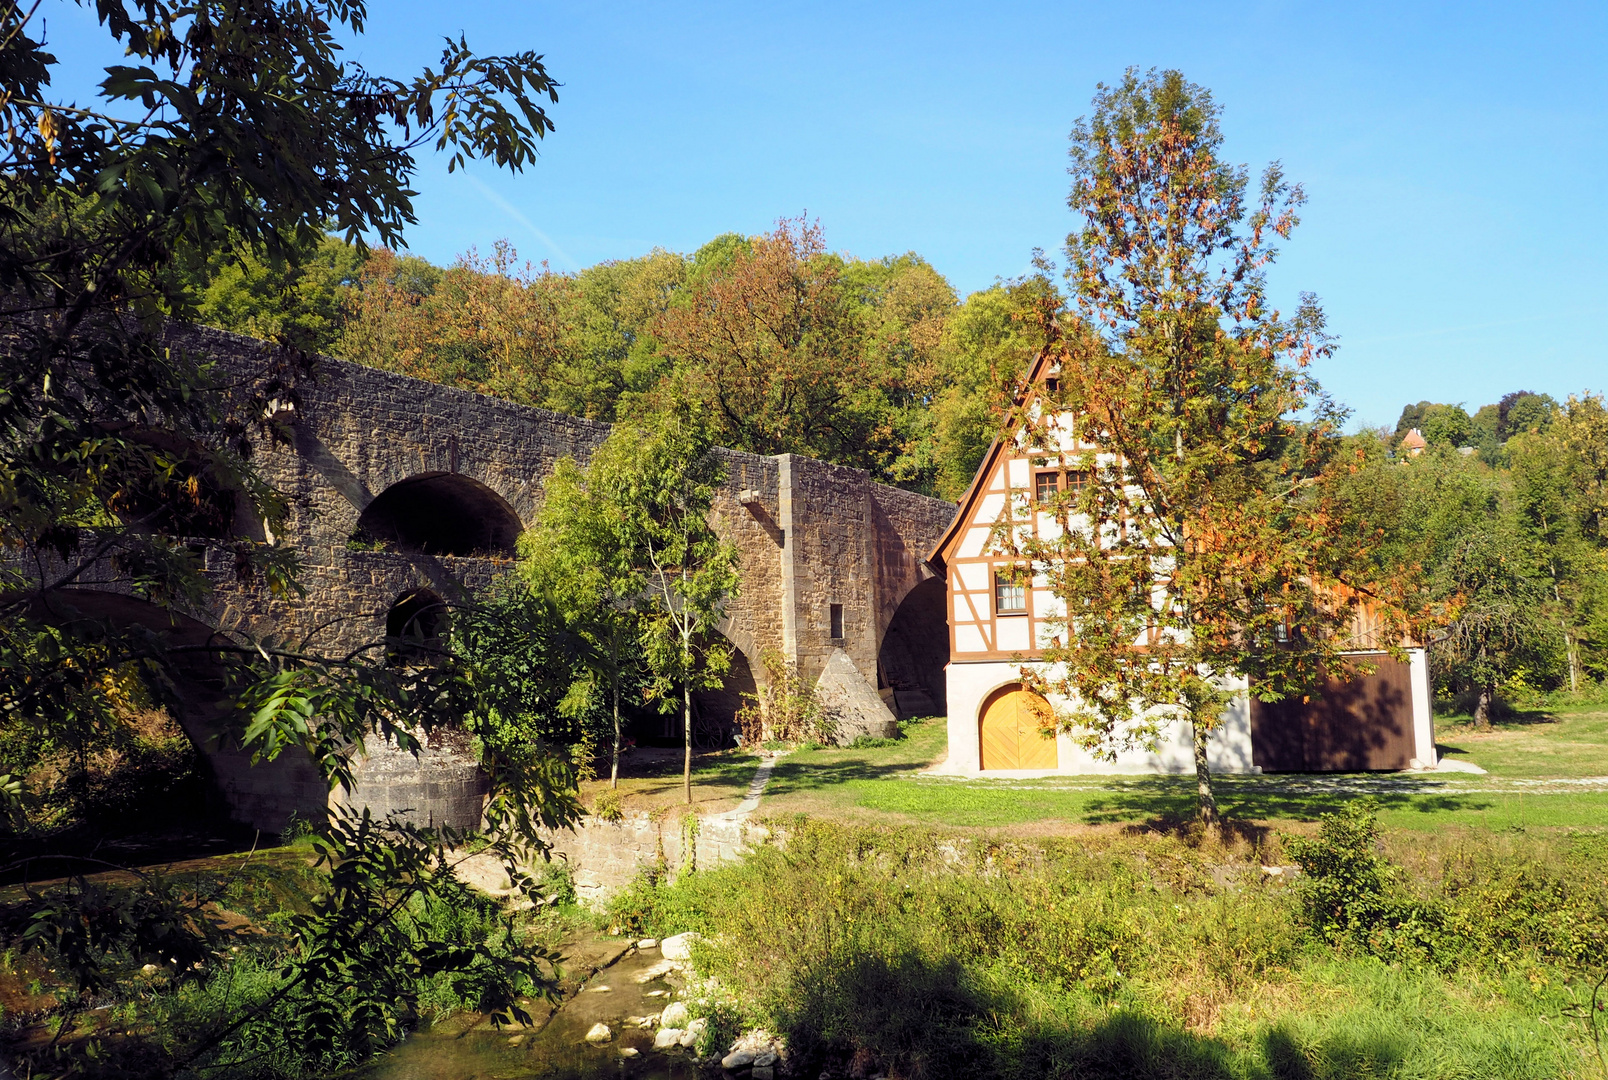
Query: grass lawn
xmin=577 ymin=745 xmax=764 ymax=815
xmin=1434 ymin=702 xmax=1608 ymax=778
xmin=758 ymin=713 xmax=1608 ymax=835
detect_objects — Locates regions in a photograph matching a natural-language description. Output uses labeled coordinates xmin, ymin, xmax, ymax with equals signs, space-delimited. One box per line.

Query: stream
xmin=360 ymin=935 xmax=709 ymax=1080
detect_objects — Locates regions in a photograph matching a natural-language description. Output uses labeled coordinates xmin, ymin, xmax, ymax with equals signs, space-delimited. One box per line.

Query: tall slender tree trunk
xmin=1473 ymin=683 xmax=1494 ymax=731
xmin=610 ymin=675 xmax=621 ymax=789
xmin=683 ymin=677 xmax=693 ymax=804
xmin=1554 ymin=581 xmax=1582 ymax=693
xmin=683 ymin=624 xmax=694 ymax=805
xmin=1192 ymin=716 xmax=1220 ymax=828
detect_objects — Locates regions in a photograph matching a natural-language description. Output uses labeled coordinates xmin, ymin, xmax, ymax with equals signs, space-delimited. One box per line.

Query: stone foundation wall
xmin=544 ymin=812 xmax=772 ymax=904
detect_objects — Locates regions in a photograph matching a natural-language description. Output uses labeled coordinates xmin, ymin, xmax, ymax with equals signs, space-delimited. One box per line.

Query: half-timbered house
xmin=926 ymin=353 xmax=1437 ymax=776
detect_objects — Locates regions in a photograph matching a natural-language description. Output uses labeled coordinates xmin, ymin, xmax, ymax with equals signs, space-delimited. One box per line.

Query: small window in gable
xmin=830 ymin=603 xmax=844 ymax=639
xmin=994 ymin=571 xmax=1027 ymax=615
xmin=1034 ymin=471 xmax=1059 ymax=504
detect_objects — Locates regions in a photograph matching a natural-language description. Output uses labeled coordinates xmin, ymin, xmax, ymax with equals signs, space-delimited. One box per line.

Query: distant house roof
xmin=1400 ymin=428 xmax=1427 ymax=454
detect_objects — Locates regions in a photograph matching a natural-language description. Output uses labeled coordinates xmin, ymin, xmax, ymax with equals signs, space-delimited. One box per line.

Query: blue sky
xmin=46 ymin=1 xmax=1607 ymax=429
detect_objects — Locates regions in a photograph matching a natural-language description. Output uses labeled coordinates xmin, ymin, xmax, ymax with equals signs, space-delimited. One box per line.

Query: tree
xmin=928 ymin=274 xmax=1062 ymax=500
xmin=0 ymin=0 xmax=578 ymax=1067
xmin=337 ymin=241 xmax=565 ymax=404
xmin=1007 ymin=69 xmax=1393 ymax=826
xmin=522 ymin=455 xmax=650 ymax=787
xmin=615 ymin=399 xmax=741 ymax=803
xmin=655 ymin=219 xmax=894 ymax=477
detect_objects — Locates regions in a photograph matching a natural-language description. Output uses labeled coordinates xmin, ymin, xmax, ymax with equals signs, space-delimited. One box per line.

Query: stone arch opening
xmin=687 ymin=634 xmax=757 ymax=749
xmin=103 ymin=428 xmax=245 ymax=540
xmin=385 ymin=588 xmax=449 ymax=664
xmin=355 ymin=473 xmax=522 ymax=556
xmin=877 ymin=576 xmax=949 ymax=719
xmin=23 ymin=590 xmax=328 ymax=832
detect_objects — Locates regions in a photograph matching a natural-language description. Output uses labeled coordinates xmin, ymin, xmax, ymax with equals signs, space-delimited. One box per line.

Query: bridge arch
xmin=104 ymin=428 xmax=253 ymax=540
xmin=876 ymin=576 xmax=949 ymax=719
xmin=26 ymin=589 xmax=329 ymax=831
xmin=688 ymin=630 xmax=758 ymax=748
xmin=355 ymin=472 xmax=523 ymax=556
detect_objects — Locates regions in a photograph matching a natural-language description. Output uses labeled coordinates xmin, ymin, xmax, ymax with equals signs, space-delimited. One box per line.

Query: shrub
xmin=1285 ymin=800 xmax=1443 ymax=961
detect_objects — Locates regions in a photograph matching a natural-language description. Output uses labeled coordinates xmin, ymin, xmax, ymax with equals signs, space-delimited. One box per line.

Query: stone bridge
xmin=59 ymin=326 xmax=955 ymax=831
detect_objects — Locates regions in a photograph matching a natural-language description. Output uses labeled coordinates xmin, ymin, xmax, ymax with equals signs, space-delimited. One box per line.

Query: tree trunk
xmin=683 ymin=677 xmax=693 ymax=805
xmin=1473 ymin=683 xmax=1494 ymax=731
xmin=610 ymin=675 xmax=621 ymax=789
xmin=1553 ymin=582 xmax=1581 ymax=694
xmin=1192 ymin=717 xmax=1220 ymax=829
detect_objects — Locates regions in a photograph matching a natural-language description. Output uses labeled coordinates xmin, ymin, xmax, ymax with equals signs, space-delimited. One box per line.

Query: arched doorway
xmin=355 ymin=473 xmax=522 ymax=556
xmin=978 ymin=683 xmax=1058 ymax=770
xmin=878 ymin=577 xmax=949 ymax=718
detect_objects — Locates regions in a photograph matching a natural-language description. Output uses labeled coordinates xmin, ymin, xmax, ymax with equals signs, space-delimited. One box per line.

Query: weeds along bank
xmin=607 ymin=809 xmax=1608 ymax=1080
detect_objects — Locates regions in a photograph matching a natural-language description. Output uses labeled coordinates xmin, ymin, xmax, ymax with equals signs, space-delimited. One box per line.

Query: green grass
xmin=759 ymin=716 xmax=1608 ymax=834
xmin=579 ymin=746 xmax=765 ymax=815
xmin=610 ymin=818 xmax=1607 ymax=1080
xmin=1435 ymin=706 xmax=1608 ymax=779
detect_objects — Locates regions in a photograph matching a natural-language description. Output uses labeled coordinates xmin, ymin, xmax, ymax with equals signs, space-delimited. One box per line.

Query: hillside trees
xmin=0 ymin=0 xmax=582 ymax=1067
xmin=1008 ymin=69 xmax=1395 ymax=825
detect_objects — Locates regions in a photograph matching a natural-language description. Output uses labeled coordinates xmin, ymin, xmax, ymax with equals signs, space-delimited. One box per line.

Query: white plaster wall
xmin=941 ymin=661 xmax=1257 ymax=776
xmin=1407 ymin=647 xmax=1438 ymax=767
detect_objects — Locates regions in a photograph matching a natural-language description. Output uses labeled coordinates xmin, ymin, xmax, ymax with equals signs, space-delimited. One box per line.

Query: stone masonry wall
xmin=146 ymin=325 xmax=953 ymax=828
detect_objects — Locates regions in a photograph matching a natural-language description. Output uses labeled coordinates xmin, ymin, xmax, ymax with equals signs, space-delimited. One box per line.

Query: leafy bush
xmin=591 ymin=787 xmax=624 ymax=823
xmin=1285 ymin=799 xmax=1443 ymax=960
xmin=848 ymin=735 xmax=898 ymax=749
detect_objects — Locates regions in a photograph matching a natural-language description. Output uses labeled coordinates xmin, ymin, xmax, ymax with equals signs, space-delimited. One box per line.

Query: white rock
xmin=637 ymin=937 xmax=659 ymax=949
xmin=756 ymin=1050 xmax=779 ymax=1067
xmin=654 ymin=1027 xmax=684 ymax=1050
xmin=620 ymin=1047 xmax=640 ymax=1058
xmin=584 ymin=1022 xmax=612 ymax=1045
xmin=661 ymin=931 xmax=702 ymax=960
xmin=722 ymin=1049 xmax=758 ymax=1069
xmin=660 ymin=1001 xmax=690 ymax=1028
xmin=586 ymin=984 xmax=611 ymax=993
xmin=646 ymin=989 xmax=669 ymax=997
xmin=633 ymin=959 xmax=677 ymax=983
xmin=680 ymin=1017 xmax=707 ymax=1048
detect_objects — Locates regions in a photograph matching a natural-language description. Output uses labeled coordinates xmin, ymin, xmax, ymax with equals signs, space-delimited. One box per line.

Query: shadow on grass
xmin=1079 ymin=777 xmax=1495 ymax=828
xmin=770 ymin=948 xmax=1411 ymax=1080
xmin=761 ymin=754 xmax=931 ymax=797
xmin=603 ymin=748 xmax=762 ymax=804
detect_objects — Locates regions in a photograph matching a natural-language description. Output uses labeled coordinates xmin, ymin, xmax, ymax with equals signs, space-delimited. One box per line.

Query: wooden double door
xmin=979 ymin=684 xmax=1059 ymax=770
xmin=1249 ymin=652 xmax=1416 ymax=772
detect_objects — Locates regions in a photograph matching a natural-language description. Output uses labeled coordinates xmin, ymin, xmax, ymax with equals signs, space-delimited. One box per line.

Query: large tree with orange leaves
xmin=1005 ymin=70 xmax=1403 ymax=825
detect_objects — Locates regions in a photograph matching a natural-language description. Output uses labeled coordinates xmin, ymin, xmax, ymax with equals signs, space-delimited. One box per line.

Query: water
xmin=362 ymin=938 xmax=707 ymax=1080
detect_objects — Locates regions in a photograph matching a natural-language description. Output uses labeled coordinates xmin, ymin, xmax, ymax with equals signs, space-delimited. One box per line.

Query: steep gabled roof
xmin=928 ymin=349 xmax=1058 ymax=568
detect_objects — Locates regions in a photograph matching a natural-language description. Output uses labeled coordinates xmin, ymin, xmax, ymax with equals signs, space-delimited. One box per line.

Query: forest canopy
xmin=179 ymin=218 xmax=1050 ymax=501
xmin=178 ymin=220 xmax=1608 ymax=708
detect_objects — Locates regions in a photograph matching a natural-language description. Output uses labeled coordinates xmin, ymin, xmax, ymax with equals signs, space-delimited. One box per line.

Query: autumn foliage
xmin=1006 ymin=70 xmax=1411 ymax=823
